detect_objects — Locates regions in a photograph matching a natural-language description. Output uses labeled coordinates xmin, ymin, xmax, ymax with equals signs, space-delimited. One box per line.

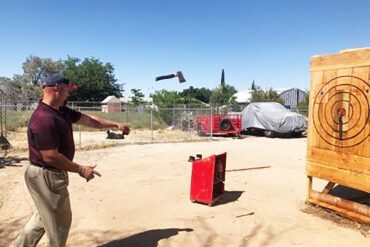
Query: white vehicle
xmin=242 ymin=102 xmax=307 ymax=137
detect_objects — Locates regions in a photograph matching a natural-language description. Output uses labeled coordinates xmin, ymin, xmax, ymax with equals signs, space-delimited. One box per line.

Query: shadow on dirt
xmin=213 ymin=190 xmax=244 ymax=206
xmin=242 ymin=129 xmax=307 ymax=139
xmin=98 ymin=228 xmax=193 ymax=247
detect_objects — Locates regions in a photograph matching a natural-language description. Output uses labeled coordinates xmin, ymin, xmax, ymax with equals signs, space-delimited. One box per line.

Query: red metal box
xmin=190 ymin=152 xmax=226 ymax=205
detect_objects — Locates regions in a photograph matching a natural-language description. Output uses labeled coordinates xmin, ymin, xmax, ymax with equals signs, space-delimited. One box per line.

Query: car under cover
xmin=241 ymin=102 xmax=307 ymax=134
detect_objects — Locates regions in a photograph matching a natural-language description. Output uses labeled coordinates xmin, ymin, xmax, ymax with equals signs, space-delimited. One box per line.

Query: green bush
xmin=3 ymin=109 xmax=169 ymax=132
xmin=5 ymin=110 xmax=33 ymax=131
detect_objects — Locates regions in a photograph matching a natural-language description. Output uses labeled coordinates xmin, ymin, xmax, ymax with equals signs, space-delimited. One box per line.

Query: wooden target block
xmin=307 ymin=48 xmax=370 ymax=223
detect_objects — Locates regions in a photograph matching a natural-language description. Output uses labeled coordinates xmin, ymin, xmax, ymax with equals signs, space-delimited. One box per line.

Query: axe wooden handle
xmin=155 ymin=74 xmax=175 ymax=81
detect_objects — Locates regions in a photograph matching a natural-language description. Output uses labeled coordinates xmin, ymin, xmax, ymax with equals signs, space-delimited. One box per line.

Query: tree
xmin=151 ymin=89 xmax=201 ymax=125
xmin=150 ymin=90 xmax=182 ymax=125
xmin=298 ymin=91 xmax=309 ymax=116
xmin=179 ymin=86 xmax=212 ymax=103
xmin=0 ymin=76 xmax=41 ymax=103
xmin=251 ymin=80 xmax=256 ymax=90
xmin=251 ymin=86 xmax=284 ymax=104
xmin=130 ymin=88 xmax=145 ymax=106
xmin=209 ymin=68 xmax=238 ymax=106
xmin=209 ymin=84 xmax=237 ymax=106
xmin=0 ymin=77 xmax=19 ymax=100
xmin=221 ymin=69 xmax=225 ymax=89
xmin=22 ymin=56 xmax=63 ymax=86
xmin=62 ymin=56 xmax=121 ymax=101
xmin=151 ymin=90 xmax=184 ymax=107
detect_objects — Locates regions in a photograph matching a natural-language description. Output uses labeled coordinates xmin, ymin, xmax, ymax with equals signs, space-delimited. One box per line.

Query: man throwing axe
xmin=11 ymin=74 xmax=130 ymax=247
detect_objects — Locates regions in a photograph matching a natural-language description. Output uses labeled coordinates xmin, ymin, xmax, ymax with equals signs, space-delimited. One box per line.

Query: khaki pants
xmin=11 ymin=165 xmax=72 ymax=247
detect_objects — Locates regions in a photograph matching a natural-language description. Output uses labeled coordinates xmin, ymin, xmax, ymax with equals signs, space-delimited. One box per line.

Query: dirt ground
xmin=0 ymin=135 xmax=369 ymax=247
xmin=5 ymin=129 xmax=206 ymax=151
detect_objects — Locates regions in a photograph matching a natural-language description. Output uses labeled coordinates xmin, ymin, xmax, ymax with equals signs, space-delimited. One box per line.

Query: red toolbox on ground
xmin=189 ymin=152 xmax=226 ymax=206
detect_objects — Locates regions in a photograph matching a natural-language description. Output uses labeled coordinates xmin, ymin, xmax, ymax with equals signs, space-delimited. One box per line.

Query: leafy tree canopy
xmin=179 ymin=86 xmax=212 ymax=103
xmin=62 ymin=56 xmax=121 ymax=101
xmin=1 ymin=55 xmax=122 ymax=102
xmin=298 ymin=90 xmax=309 ymax=114
xmin=251 ymin=80 xmax=256 ymax=90
xmin=251 ymin=86 xmax=284 ymax=104
xmin=22 ymin=56 xmax=63 ymax=86
xmin=221 ymin=69 xmax=225 ymax=87
xmin=151 ymin=90 xmax=183 ymax=107
xmin=151 ymin=89 xmax=201 ymax=107
xmin=0 ymin=76 xmax=41 ymax=102
xmin=209 ymin=84 xmax=237 ymax=106
xmin=130 ymin=88 xmax=145 ymax=106
xmin=209 ymin=69 xmax=238 ymax=107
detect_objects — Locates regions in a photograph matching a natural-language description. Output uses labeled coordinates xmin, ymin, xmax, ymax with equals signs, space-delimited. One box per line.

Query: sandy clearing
xmin=5 ymin=129 xmax=209 ymax=152
xmin=0 ymin=136 xmax=368 ymax=247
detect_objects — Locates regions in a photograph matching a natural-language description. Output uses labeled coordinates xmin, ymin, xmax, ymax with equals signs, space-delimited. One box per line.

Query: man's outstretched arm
xmin=75 ymin=113 xmax=130 ymax=134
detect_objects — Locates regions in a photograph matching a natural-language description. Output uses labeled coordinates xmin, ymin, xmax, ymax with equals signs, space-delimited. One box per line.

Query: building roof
xmin=233 ymin=87 xmax=306 ymax=104
xmin=119 ymin=97 xmax=129 ymax=103
xmin=278 ymin=88 xmax=307 ymax=96
xmin=101 ymin=95 xmax=121 ymax=103
xmin=233 ymin=90 xmax=253 ymax=103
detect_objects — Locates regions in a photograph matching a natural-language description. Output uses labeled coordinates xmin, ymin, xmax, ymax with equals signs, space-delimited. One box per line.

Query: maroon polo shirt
xmin=28 ymin=101 xmax=82 ymax=168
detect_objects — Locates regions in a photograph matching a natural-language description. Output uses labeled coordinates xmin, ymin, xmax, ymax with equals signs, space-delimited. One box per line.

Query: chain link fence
xmin=1 ymin=101 xmax=217 ymax=150
xmin=0 ymin=98 xmax=309 ymax=151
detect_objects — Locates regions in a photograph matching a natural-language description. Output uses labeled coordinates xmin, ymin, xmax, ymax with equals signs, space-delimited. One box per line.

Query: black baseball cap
xmin=41 ymin=74 xmax=78 ymax=90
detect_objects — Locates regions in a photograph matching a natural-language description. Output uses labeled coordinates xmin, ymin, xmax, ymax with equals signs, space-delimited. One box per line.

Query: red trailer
xmin=194 ymin=113 xmax=242 ymax=136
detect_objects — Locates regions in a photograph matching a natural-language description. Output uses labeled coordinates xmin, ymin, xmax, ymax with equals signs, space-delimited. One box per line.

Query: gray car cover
xmin=241 ymin=102 xmax=307 ymax=133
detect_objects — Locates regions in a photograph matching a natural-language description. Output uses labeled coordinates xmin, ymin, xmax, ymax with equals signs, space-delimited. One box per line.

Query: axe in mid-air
xmin=155 ymin=71 xmax=186 ymax=83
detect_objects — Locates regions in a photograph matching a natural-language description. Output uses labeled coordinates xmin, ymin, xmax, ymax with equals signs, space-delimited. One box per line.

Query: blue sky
xmin=0 ymin=0 xmax=369 ymax=98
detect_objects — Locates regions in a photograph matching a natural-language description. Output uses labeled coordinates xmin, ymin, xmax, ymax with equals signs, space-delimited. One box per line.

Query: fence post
xmin=172 ymin=104 xmax=175 ymax=127
xmin=0 ymin=97 xmax=4 ymax=136
xmin=126 ymin=104 xmax=129 ymax=122
xmin=210 ymin=106 xmax=213 ymax=139
xmin=4 ymin=98 xmax=7 ymax=137
xmin=188 ymin=109 xmax=190 ymax=132
xmin=78 ymin=107 xmax=81 ymax=149
xmin=150 ymin=108 xmax=153 ymax=144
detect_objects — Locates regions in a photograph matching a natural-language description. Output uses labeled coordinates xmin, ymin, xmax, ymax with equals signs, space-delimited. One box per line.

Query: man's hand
xmin=117 ymin=124 xmax=130 ymax=135
xmin=78 ymin=165 xmax=101 ymax=182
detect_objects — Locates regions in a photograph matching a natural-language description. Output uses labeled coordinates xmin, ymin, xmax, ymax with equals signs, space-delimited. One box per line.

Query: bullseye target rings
xmin=313 ymin=76 xmax=370 ymax=148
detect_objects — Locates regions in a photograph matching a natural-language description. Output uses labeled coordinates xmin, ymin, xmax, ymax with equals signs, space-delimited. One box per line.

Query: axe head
xmin=175 ymin=71 xmax=186 ymax=83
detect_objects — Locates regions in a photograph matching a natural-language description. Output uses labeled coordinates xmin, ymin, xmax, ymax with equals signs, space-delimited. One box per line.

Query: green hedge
xmin=4 ymin=110 xmax=169 ymax=131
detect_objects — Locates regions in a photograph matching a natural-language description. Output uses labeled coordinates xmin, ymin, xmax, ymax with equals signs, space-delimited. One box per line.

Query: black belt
xmin=31 ymin=163 xmax=61 ymax=172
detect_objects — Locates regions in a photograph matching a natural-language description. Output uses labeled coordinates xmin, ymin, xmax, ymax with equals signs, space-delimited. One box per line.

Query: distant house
xmin=279 ymin=88 xmax=307 ymax=110
xmin=117 ymin=97 xmax=131 ymax=112
xmin=101 ymin=96 xmax=121 ymax=113
xmin=233 ymin=90 xmax=253 ymax=104
xmin=233 ymin=88 xmax=307 ymax=110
